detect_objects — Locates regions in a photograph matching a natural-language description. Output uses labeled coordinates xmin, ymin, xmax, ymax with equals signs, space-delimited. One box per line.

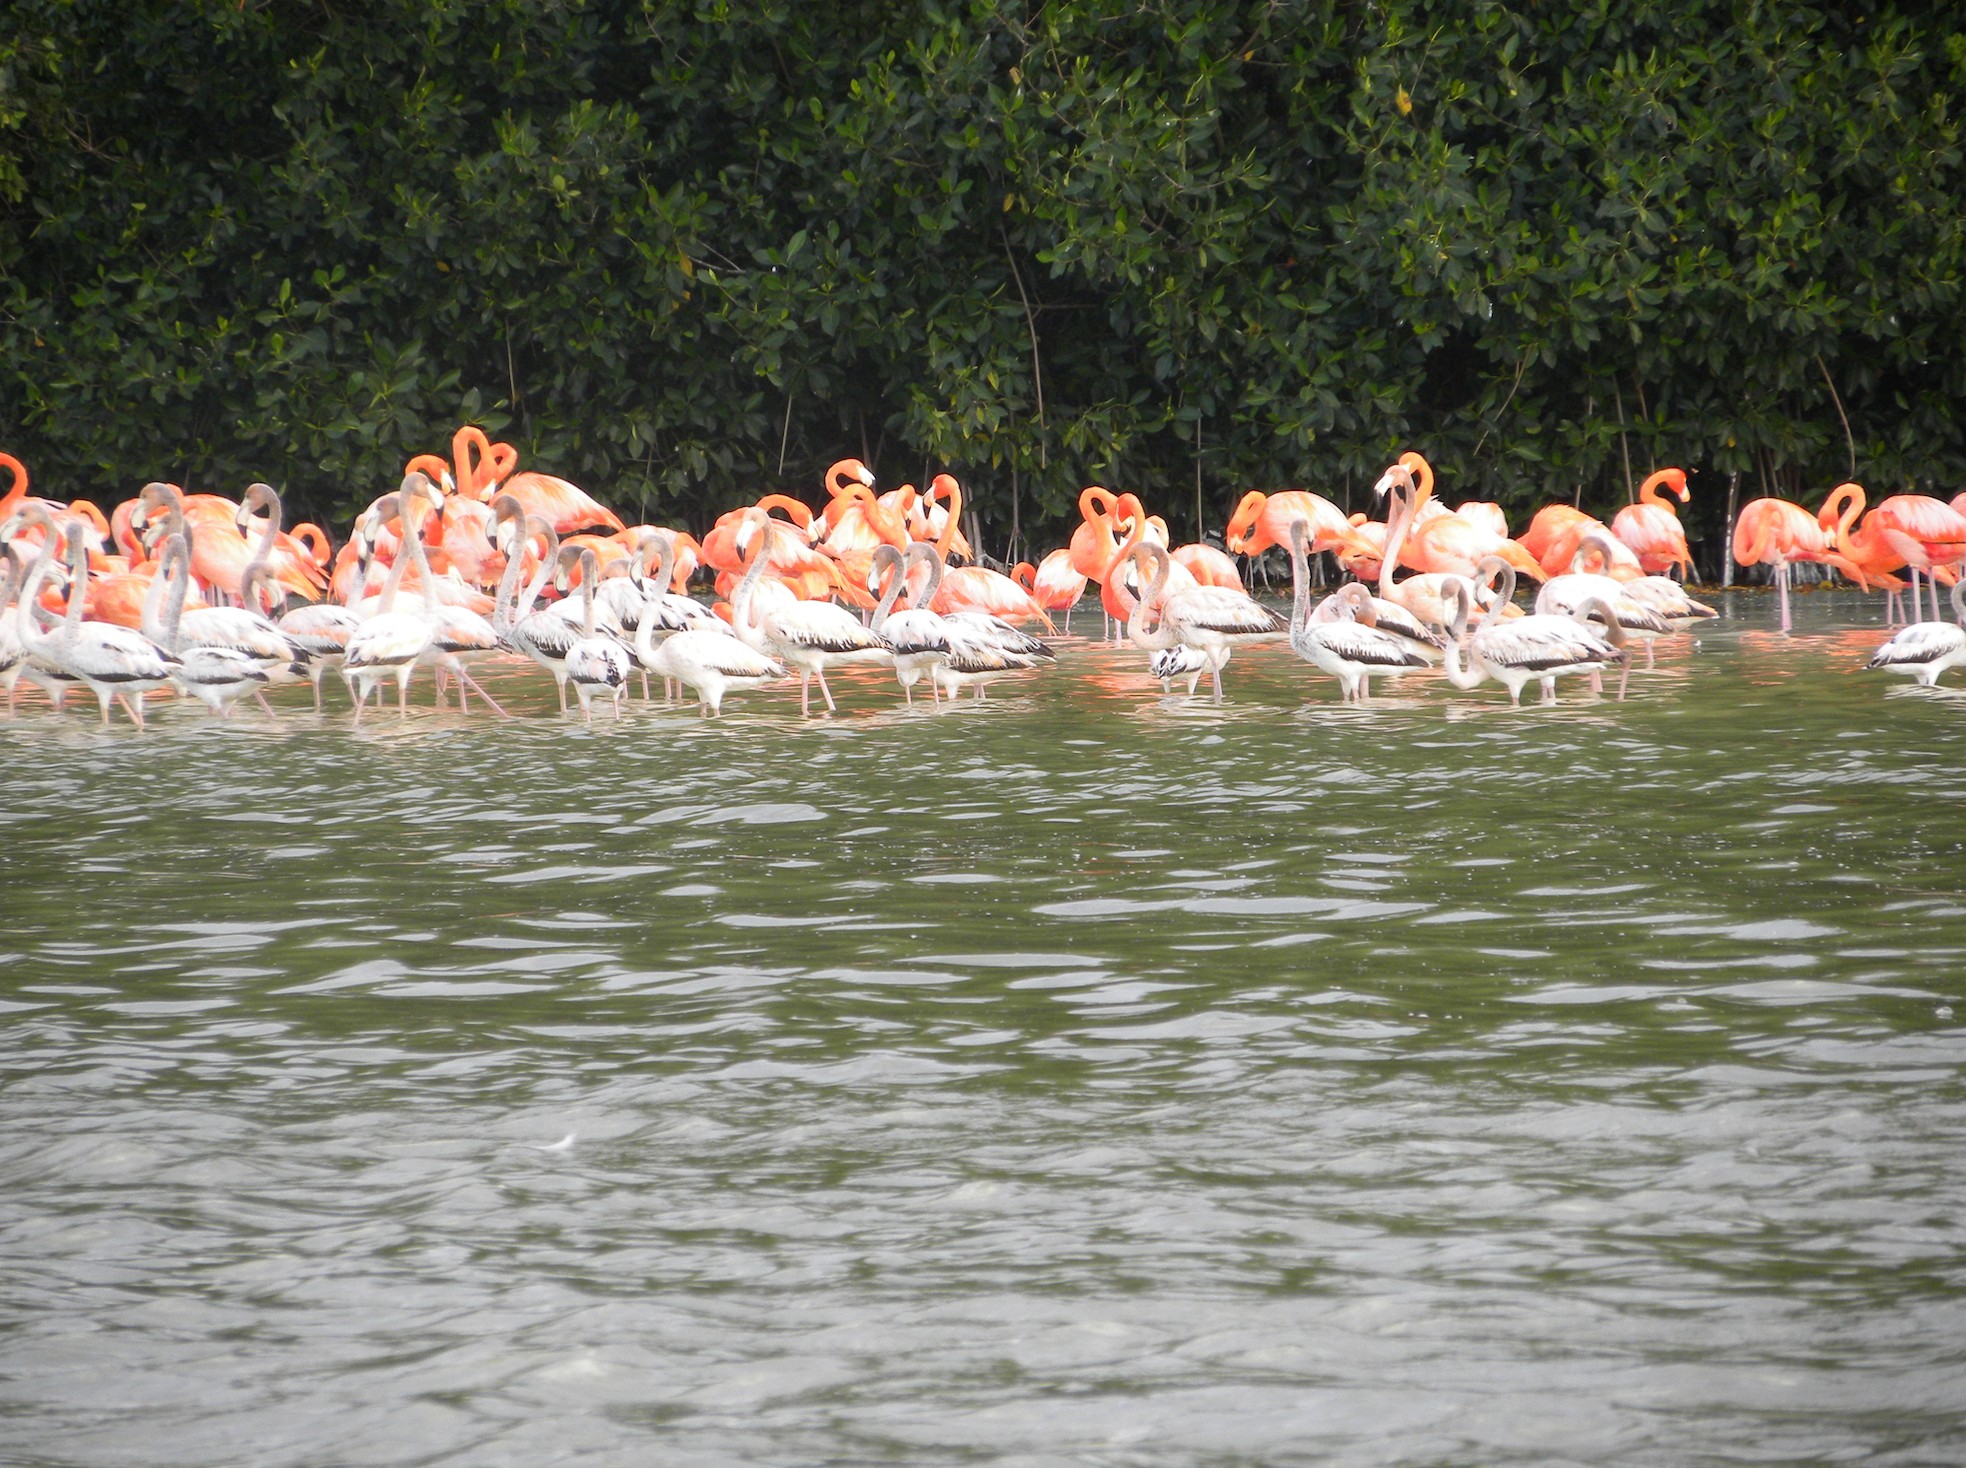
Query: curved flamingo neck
xmin=824 ymin=459 xmax=874 ymax=499
xmin=729 ymin=508 xmax=773 ymax=632
xmin=930 ymin=475 xmax=964 ymax=559
xmin=1820 ymin=482 xmax=1865 ymax=543
xmin=1287 ymin=520 xmax=1312 ymax=634
xmin=58 ymin=526 xmax=91 ymax=645
xmin=1078 ymin=486 xmax=1117 ymax=524
xmin=867 ymin=545 xmax=908 ymax=627
xmin=1378 ymin=475 xmax=1416 ymax=600
xmin=1398 ymin=451 xmax=1435 ymax=509
xmin=14 ymin=524 xmax=62 ymax=653
xmin=1103 ymin=497 xmax=1150 ymax=595
xmin=906 ymin=541 xmax=944 ymax=610
xmin=146 ymin=534 xmax=192 ymax=649
xmin=452 ymin=427 xmax=497 ymax=499
xmin=1128 ymin=542 xmax=1173 ymax=642
xmin=511 ymin=515 xmax=559 ymax=622
xmin=754 ymin=494 xmax=813 ymax=531
xmin=1637 ymin=469 xmax=1687 ymax=508
xmin=0 ymin=453 xmax=26 ymax=514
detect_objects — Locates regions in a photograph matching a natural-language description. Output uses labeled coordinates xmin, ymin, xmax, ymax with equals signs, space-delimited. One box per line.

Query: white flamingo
xmin=143 ymin=533 xmax=281 ymax=717
xmin=1441 ymin=558 xmax=1627 ymax=704
xmin=1286 ymin=524 xmax=1429 ymax=701
xmin=559 ymin=546 xmax=632 ymax=721
xmin=1125 ymin=540 xmax=1286 ymax=700
xmin=728 ymin=507 xmax=892 ymax=716
xmin=22 ymin=514 xmax=179 ymax=726
xmin=1866 ymin=579 xmax=1966 ymax=687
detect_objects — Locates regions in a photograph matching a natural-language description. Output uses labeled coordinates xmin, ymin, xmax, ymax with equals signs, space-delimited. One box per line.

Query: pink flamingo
xmin=1610 ymin=468 xmax=1694 ymax=577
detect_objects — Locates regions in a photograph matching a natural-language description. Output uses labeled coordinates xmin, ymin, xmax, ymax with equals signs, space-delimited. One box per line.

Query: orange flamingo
xmin=1858 ymin=493 xmax=1966 ymax=623
xmin=1012 ymin=551 xmax=1088 ymax=632
xmin=1223 ymin=488 xmax=1366 ymax=559
xmin=1818 ymin=483 xmax=1913 ymax=622
xmin=918 ymin=476 xmax=1054 ymax=628
xmin=1733 ymin=492 xmax=1862 ymax=632
xmin=1609 ymin=468 xmax=1693 ymax=577
xmin=910 ymin=475 xmax=972 ymax=561
xmin=1171 ymin=541 xmax=1244 ymax=590
xmin=1378 ymin=455 xmax=1547 ymax=583
xmin=1519 ymin=503 xmax=1607 ymax=575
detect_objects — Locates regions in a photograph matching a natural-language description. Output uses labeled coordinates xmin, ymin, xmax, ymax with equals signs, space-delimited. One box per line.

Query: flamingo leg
xmin=816 ymin=667 xmax=838 ymax=711
xmin=1644 ymin=640 xmax=1655 ymax=670
xmin=456 ymin=669 xmax=510 ymax=718
xmin=1778 ymin=563 xmax=1793 ymax=633
xmin=1616 ymin=659 xmax=1631 ymax=700
xmin=798 ymin=671 xmax=812 ymax=717
xmin=255 ymin=689 xmax=276 ymax=717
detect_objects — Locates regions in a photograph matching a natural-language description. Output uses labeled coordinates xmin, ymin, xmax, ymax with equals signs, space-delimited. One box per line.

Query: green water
xmin=3 ymin=590 xmax=1964 ymax=1466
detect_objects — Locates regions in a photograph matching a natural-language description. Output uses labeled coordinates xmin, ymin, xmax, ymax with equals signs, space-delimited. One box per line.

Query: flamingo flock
xmin=4 ymin=435 xmax=1966 ymax=730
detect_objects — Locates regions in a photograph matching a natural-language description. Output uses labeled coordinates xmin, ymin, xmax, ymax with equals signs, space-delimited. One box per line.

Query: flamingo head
xmin=1224 ymin=491 xmax=1266 ymax=553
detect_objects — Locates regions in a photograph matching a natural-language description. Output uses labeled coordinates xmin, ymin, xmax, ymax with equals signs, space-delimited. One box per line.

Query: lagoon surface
xmin=4 ymin=589 xmax=1964 ymax=1466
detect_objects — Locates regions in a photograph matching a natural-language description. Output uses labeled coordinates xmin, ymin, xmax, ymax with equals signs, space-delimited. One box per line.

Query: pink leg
xmin=1778 ymin=563 xmax=1792 ymax=633
xmin=815 ymin=667 xmax=837 ymax=711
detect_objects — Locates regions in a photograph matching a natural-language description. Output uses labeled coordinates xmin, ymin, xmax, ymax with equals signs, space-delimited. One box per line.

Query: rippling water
xmin=4 ymin=589 xmax=1965 ymax=1465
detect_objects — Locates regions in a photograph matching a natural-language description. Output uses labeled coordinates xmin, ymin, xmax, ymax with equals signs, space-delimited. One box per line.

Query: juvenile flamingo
xmin=729 ymin=508 xmax=892 ymax=716
xmin=1865 ymin=579 xmax=1966 ymax=687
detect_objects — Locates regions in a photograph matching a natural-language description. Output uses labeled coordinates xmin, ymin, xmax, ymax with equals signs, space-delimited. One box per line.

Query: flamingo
xmin=919 ymin=476 xmax=1055 ymax=628
xmin=1534 ymin=534 xmax=1674 ymax=665
xmin=1858 ymin=494 xmax=1966 ymax=624
xmin=1012 ymin=550 xmax=1088 ymax=633
xmin=1440 ymin=558 xmax=1626 ymax=704
xmin=614 ymin=530 xmax=722 ymax=699
xmin=558 ymin=547 xmax=631 ymax=722
xmin=145 ymin=535 xmax=276 ymax=718
xmin=728 ymin=507 xmax=892 ymax=716
xmin=490 ymin=501 xmax=583 ymax=713
xmin=1610 ymin=468 xmax=1694 ymax=577
xmin=1519 ymin=502 xmax=1608 ymax=577
xmin=1732 ymin=493 xmax=1859 ymax=632
xmin=1864 ymin=578 xmax=1966 ymax=687
xmin=1376 ymin=456 xmax=1547 ymax=583
xmin=0 ymin=545 xmax=29 ymax=712
xmin=1 ymin=518 xmax=82 ymax=711
xmin=1572 ymin=533 xmax=1716 ymax=644
xmin=21 ymin=513 xmax=179 ymax=725
xmin=1123 ymin=541 xmax=1285 ymax=701
xmin=1818 ymin=483 xmax=1912 ymax=624
xmin=1285 ymin=525 xmax=1428 ymax=701
xmin=1223 ymin=488 xmax=1367 ymax=559
xmin=343 ymin=482 xmax=446 ymax=721
xmin=901 ymin=541 xmax=1054 ymax=701
xmin=869 ymin=544 xmax=956 ymax=704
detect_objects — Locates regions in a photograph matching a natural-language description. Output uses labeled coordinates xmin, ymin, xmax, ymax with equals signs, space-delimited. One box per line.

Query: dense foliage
xmin=5 ymin=1 xmax=1964 ymax=568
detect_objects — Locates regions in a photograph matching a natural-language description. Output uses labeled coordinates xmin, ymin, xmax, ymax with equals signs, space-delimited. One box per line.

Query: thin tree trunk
xmin=1722 ymin=468 xmax=1740 ymax=588
xmin=1613 ymin=381 xmax=1634 ymax=503
xmin=1816 ymin=353 xmax=1857 ymax=480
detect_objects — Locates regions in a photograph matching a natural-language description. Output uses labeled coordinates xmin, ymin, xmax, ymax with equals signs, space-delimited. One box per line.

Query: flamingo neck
xmin=869 ymin=545 xmax=906 ymax=628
